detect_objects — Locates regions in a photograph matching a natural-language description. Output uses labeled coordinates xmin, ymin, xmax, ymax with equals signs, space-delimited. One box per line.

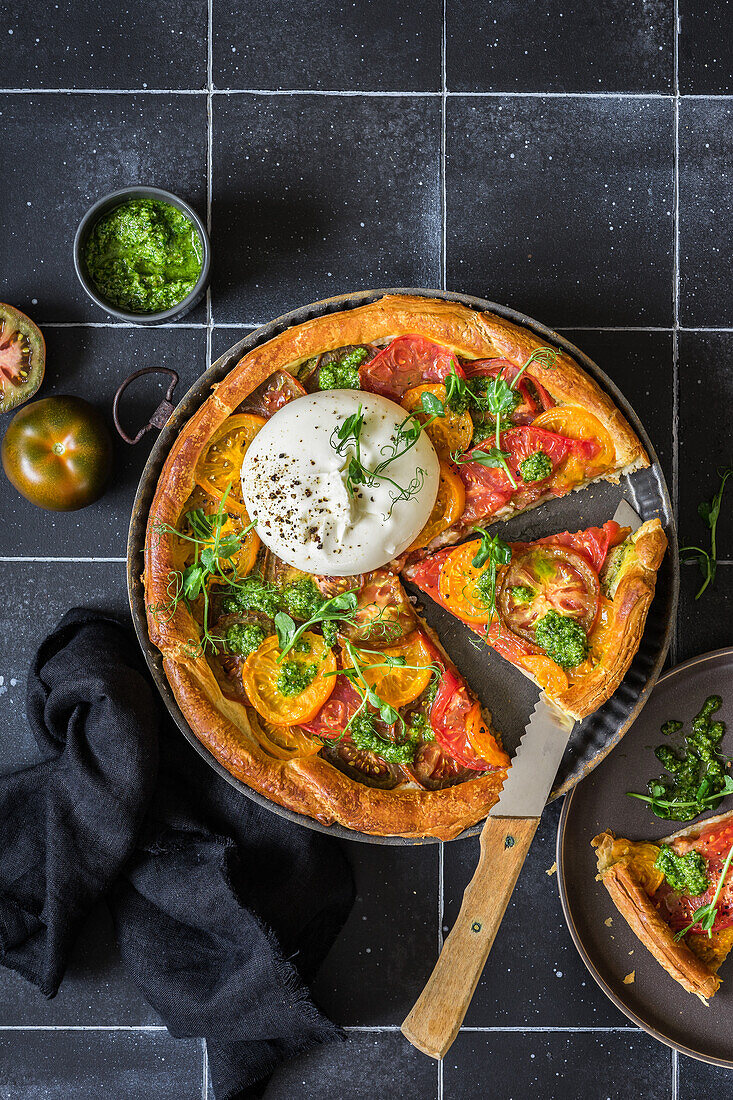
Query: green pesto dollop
xmin=318 ymin=347 xmax=369 ymax=390
xmin=222 ymin=575 xmax=282 ymax=618
xmin=654 ymin=844 xmax=710 ymax=897
xmin=276 ymin=660 xmax=318 ymax=697
xmin=519 ymin=450 xmax=553 ymax=483
xmin=643 ymin=695 xmax=729 ymax=821
xmin=348 ymin=709 xmax=419 ymax=764
xmin=510 ymin=585 xmax=535 ymax=605
xmin=85 ymin=198 xmax=203 ymax=313
xmin=281 ymin=578 xmax=326 ymax=620
xmin=534 ymin=610 xmax=588 ymax=670
xmin=225 ymin=622 xmax=266 ymax=657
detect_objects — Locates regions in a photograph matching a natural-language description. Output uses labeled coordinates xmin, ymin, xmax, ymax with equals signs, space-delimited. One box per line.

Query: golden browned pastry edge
xmin=553 ymin=518 xmax=668 ymax=720
xmin=592 ymin=831 xmax=721 ymax=999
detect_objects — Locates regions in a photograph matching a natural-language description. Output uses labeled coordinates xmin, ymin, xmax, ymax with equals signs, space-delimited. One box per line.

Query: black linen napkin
xmin=0 ymin=609 xmax=354 ymax=1099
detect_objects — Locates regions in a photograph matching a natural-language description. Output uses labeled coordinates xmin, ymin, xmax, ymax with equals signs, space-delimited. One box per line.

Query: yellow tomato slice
xmin=531 ymin=405 xmax=615 ymax=477
xmin=465 ymin=704 xmax=511 ymax=768
xmin=195 ymin=413 xmax=267 ymax=515
xmin=348 ymin=631 xmax=435 ymax=709
xmin=409 ymin=461 xmax=466 ymax=551
xmin=242 ymin=632 xmax=336 ymax=725
xmin=518 ymin=655 xmax=570 ymax=697
xmin=401 ymin=383 xmax=473 ymax=458
xmin=438 ymin=539 xmax=504 ymax=624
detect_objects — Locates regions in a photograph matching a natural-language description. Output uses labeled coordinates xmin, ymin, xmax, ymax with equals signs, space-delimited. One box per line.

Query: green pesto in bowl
xmin=84 ymin=198 xmax=203 ymax=314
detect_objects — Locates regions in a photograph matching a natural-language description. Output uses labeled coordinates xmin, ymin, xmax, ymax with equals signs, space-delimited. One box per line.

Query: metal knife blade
xmin=489 ymin=694 xmax=575 ymax=818
xmin=489 ymin=498 xmax=643 ymax=818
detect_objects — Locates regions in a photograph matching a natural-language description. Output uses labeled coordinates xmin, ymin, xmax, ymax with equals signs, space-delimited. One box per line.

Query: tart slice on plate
xmin=405 ymin=517 xmax=667 ymax=720
xmin=593 ymin=811 xmax=733 ymax=1000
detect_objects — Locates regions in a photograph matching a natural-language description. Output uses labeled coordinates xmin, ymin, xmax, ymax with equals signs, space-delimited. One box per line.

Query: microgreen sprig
xmin=450 ymin=447 xmax=511 ymax=469
xmin=330 ymin=640 xmax=441 ymax=742
xmin=674 ymin=840 xmax=733 ymax=941
xmin=463 ymin=346 xmax=558 ymax=488
xmin=148 ymin=481 xmax=256 ymax=655
xmin=330 ymin=404 xmax=431 ymax=518
xmin=627 ymin=773 xmax=733 ymax=814
xmin=680 ymin=466 xmax=733 ymax=599
xmin=274 ymin=590 xmax=359 ymax=660
xmin=470 ymin=527 xmax=512 ymax=627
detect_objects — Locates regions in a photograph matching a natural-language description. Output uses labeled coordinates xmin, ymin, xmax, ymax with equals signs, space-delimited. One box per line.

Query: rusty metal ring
xmin=113 ymin=366 xmax=179 ymax=445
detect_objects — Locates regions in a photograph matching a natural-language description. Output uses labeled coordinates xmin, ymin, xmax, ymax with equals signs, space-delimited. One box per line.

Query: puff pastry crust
xmin=144 ymin=294 xmax=658 ymax=838
xmin=593 ymin=811 xmax=733 ymax=1000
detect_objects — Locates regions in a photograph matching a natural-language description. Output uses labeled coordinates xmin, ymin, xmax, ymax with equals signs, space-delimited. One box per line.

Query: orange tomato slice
xmin=401 ymin=383 xmax=473 ymax=458
xmin=195 ymin=412 xmax=267 ymax=515
xmin=518 ymin=655 xmax=570 ymax=697
xmin=465 ymin=704 xmax=511 ymax=768
xmin=531 ymin=405 xmax=615 ymax=477
xmin=438 ymin=539 xmax=505 ymax=624
xmin=242 ymin=631 xmax=336 ymax=725
xmin=409 ymin=461 xmax=466 ymax=551
xmin=348 ymin=631 xmax=435 ymax=709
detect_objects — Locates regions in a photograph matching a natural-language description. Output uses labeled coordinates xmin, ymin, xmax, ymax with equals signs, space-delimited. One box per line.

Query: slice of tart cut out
xmin=405 ymin=517 xmax=667 ymax=721
xmin=593 ymin=810 xmax=733 ymax=1000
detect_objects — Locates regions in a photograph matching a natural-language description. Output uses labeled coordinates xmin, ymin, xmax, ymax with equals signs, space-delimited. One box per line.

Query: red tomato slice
xmin=430 ymin=667 xmax=505 ymax=770
xmin=359 ymin=335 xmax=465 ymax=400
xmin=657 ymin=818 xmax=733 ymax=934
xmin=300 ymin=675 xmax=362 ymax=739
xmin=405 ymin=547 xmax=454 ymax=609
xmin=457 ymin=427 xmax=571 ymax=524
xmin=511 ymin=519 xmax=629 ymax=573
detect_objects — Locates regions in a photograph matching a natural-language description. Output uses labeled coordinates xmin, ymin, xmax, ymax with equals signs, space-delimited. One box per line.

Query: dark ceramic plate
xmin=558 ymin=648 xmax=733 ymax=1065
xmin=127 ymin=288 xmax=677 ymax=844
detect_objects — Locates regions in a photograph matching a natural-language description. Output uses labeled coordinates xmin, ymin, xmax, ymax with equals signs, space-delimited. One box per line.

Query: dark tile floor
xmin=1 ymin=1 xmax=732 ymax=1098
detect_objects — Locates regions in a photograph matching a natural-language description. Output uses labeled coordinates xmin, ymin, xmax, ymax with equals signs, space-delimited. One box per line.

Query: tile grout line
xmin=5 ymin=87 xmax=733 ymax=99
xmin=437 ymin=19 xmax=448 ymax=1093
xmin=671 ymin=0 xmax=681 ymax=667
xmin=202 ymin=1038 xmax=209 ymax=1100
xmin=8 ymin=88 xmax=729 ymax=99
xmin=343 ymin=1025 xmax=641 ymax=1033
xmin=34 ymin=322 xmax=733 ymax=333
xmin=205 ymin=0 xmax=214 ymax=380
xmin=0 ymin=556 xmax=128 ymax=563
xmin=440 ymin=0 xmax=447 ymax=296
xmin=672 ymin=1048 xmax=679 ymax=1100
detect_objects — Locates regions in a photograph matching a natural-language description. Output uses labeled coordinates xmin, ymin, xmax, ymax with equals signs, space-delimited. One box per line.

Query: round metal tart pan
xmin=557 ymin=649 xmax=733 ymax=1066
xmin=127 ymin=288 xmax=678 ymax=844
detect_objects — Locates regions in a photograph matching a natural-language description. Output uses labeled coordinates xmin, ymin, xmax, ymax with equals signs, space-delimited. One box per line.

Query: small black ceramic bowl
xmin=74 ymin=186 xmax=211 ymax=325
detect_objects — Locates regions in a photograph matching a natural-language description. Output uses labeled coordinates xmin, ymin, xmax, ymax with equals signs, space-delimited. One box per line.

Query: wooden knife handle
xmin=401 ymin=815 xmax=540 ymax=1060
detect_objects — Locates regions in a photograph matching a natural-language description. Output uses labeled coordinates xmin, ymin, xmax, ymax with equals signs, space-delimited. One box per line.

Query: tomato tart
xmin=144 ymin=295 xmax=663 ymax=839
xmin=593 ymin=811 xmax=733 ymax=999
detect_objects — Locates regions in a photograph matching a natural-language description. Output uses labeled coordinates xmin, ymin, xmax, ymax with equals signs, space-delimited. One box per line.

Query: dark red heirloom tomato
xmin=0 ymin=303 xmax=46 ymax=414
xmin=2 ymin=395 xmax=113 ymax=511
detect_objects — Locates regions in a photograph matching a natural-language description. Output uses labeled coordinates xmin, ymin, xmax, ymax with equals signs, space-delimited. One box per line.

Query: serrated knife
xmin=401 ymin=500 xmax=643 ymax=1060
